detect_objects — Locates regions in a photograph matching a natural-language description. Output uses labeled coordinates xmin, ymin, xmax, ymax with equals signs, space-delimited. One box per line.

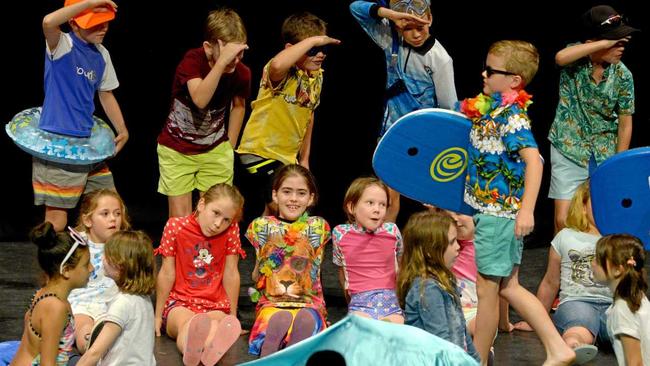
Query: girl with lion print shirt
xmin=245 ymin=164 xmax=331 ymax=356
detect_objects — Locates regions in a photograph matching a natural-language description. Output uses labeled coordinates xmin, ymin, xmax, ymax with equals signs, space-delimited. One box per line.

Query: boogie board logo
xmin=430 ymin=147 xmax=467 ymax=182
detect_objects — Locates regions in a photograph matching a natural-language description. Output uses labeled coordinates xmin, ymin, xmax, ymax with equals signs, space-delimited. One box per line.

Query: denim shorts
xmin=548 ymin=145 xmax=590 ymax=200
xmin=552 ymin=300 xmax=611 ymax=344
xmin=473 ymin=214 xmax=523 ymax=277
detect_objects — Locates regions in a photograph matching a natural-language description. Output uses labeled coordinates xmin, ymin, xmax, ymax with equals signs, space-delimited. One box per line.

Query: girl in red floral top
xmin=154 ymin=183 xmax=245 ymax=366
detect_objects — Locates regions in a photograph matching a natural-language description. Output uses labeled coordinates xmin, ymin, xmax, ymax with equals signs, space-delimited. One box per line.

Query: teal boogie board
xmin=373 ymin=108 xmax=475 ymax=215
xmin=590 ymin=147 xmax=650 ymax=249
xmin=240 ymin=315 xmax=478 ymax=366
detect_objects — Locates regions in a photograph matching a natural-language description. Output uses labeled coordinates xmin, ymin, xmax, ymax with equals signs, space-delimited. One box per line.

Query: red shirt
xmin=156 ymin=215 xmax=244 ymax=311
xmin=158 ymin=47 xmax=251 ymax=154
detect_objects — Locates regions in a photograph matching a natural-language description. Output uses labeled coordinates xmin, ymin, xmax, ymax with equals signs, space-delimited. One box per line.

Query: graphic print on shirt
xmin=166 ymin=99 xmax=226 ymax=145
xmin=187 ymin=241 xmax=215 ymax=286
xmin=259 ymin=230 xmax=315 ymax=302
xmin=568 ymin=249 xmax=598 ymax=287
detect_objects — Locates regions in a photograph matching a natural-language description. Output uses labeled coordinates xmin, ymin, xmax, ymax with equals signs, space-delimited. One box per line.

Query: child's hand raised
xmin=382 ymin=9 xmax=430 ymax=30
xmin=214 ymin=41 xmax=249 ymax=69
xmin=87 ymin=0 xmax=117 ymax=12
xmin=311 ymin=35 xmax=341 ymax=47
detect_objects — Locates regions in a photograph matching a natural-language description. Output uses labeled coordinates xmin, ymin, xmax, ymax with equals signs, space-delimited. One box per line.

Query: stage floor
xmin=1 ymin=242 xmax=625 ymax=365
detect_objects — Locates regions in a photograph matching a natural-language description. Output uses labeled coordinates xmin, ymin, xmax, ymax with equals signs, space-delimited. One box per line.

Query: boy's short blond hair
xmin=488 ymin=40 xmax=539 ymax=87
xmin=281 ymin=12 xmax=327 ymax=44
xmin=205 ymin=8 xmax=247 ymax=44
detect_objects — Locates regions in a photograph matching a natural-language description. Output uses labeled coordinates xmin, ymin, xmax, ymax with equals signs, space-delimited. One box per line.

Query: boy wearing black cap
xmin=548 ymin=5 xmax=639 ymax=233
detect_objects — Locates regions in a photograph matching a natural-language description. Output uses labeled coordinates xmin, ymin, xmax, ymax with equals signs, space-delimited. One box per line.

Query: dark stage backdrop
xmin=2 ymin=1 xmax=648 ymax=247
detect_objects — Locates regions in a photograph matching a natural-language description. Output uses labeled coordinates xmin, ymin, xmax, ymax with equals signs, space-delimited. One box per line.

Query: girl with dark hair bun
xmin=11 ymin=222 xmax=92 ymax=365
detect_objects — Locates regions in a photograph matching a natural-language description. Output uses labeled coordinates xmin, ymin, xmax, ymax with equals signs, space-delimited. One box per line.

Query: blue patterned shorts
xmin=348 ymin=289 xmax=403 ymax=319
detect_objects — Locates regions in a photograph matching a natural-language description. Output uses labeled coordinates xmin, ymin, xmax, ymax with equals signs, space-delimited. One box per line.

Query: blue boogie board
xmin=372 ymin=108 xmax=475 ymax=215
xmin=590 ymin=147 xmax=650 ymax=248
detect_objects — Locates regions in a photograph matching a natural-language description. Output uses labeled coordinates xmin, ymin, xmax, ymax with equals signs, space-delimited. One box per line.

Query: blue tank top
xmin=39 ymin=32 xmax=106 ymax=137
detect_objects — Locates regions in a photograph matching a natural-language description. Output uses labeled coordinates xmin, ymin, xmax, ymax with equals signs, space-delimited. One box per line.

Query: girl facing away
xmin=397 ymin=210 xmax=479 ymax=362
xmin=332 ymin=177 xmax=403 ymax=323
xmin=155 ymin=183 xmax=245 ymax=366
xmin=247 ymin=164 xmax=331 ymax=357
xmin=592 ymin=234 xmax=649 ymax=366
xmin=78 ymin=231 xmax=156 ymax=366
xmin=11 ymin=223 xmax=92 ymax=366
xmin=514 ymin=181 xmax=612 ymax=364
xmin=68 ymin=189 xmax=130 ymax=352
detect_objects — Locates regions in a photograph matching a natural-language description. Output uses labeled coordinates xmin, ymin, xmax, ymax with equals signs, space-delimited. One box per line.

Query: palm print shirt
xmin=548 ymin=48 xmax=635 ymax=167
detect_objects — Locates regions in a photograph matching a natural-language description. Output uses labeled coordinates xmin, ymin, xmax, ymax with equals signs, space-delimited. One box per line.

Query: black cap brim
xmin=601 ymin=25 xmax=640 ymax=40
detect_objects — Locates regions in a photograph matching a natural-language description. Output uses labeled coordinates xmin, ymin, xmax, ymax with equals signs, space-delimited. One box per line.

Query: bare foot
xmin=513 ymin=321 xmax=533 ymax=332
xmin=498 ymin=322 xmax=515 ymax=333
xmin=543 ymin=347 xmax=575 ymax=366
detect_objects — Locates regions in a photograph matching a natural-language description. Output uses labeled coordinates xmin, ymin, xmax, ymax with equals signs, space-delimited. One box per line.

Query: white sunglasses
xmin=60 ymin=226 xmax=89 ymax=275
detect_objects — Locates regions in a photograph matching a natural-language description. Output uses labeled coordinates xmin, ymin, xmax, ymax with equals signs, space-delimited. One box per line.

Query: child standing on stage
xmin=68 ymin=189 xmax=130 ymax=352
xmin=10 ymin=0 xmax=129 ymax=232
xmin=332 ymin=177 xmax=403 ymax=323
xmin=157 ymin=8 xmax=251 ymax=218
xmin=155 ymin=183 xmax=244 ymax=366
xmin=397 ymin=210 xmax=478 ymax=361
xmin=11 ymin=223 xmax=92 ymax=366
xmin=350 ymin=0 xmax=457 ymax=222
xmin=514 ymin=181 xmax=612 ymax=364
xmin=236 ymin=12 xmax=340 ymax=217
xmin=78 ymin=231 xmax=156 ymax=366
xmin=593 ymin=234 xmax=650 ymax=366
xmin=457 ymin=40 xmax=574 ymax=365
xmin=246 ymin=165 xmax=331 ymax=357
xmin=548 ymin=5 xmax=638 ymax=233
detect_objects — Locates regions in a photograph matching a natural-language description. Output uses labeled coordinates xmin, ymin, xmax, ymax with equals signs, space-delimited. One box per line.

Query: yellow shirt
xmin=237 ymin=60 xmax=323 ymax=165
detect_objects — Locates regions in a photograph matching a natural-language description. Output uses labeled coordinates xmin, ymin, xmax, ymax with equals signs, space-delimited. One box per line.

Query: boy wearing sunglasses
xmin=350 ymin=0 xmax=457 ymax=223
xmin=237 ymin=12 xmax=340 ymax=218
xmin=548 ymin=5 xmax=639 ymax=234
xmin=457 ymin=40 xmax=576 ymax=365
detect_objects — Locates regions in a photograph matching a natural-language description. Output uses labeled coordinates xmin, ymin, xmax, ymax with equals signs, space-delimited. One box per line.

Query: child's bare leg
xmin=350 ymin=311 xmax=371 ymax=318
xmin=474 ymin=273 xmax=500 ymax=365
xmin=45 ymin=206 xmax=67 ymax=232
xmin=553 ymin=199 xmax=570 ymax=234
xmin=385 ymin=188 xmax=400 ymax=223
xmin=498 ymin=298 xmax=514 ymax=332
xmin=500 ymin=266 xmax=575 ymax=366
xmin=74 ymin=314 xmax=93 ymax=353
xmin=166 ymin=307 xmax=198 ymax=352
xmin=380 ymin=314 xmax=404 ymax=324
xmin=168 ymin=193 xmax=192 ymax=218
xmin=562 ymin=326 xmax=594 ymax=348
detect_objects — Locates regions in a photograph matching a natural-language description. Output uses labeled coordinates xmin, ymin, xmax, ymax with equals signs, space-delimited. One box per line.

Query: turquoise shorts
xmin=473 ymin=214 xmax=523 ymax=277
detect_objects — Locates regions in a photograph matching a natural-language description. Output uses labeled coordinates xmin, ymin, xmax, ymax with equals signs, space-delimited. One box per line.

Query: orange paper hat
xmin=64 ymin=0 xmax=116 ymax=29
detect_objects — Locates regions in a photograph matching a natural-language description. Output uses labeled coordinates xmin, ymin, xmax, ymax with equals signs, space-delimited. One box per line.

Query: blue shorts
xmin=348 ymin=289 xmax=403 ymax=319
xmin=473 ymin=214 xmax=523 ymax=277
xmin=548 ymin=145 xmax=590 ymax=200
xmin=552 ymin=300 xmax=611 ymax=344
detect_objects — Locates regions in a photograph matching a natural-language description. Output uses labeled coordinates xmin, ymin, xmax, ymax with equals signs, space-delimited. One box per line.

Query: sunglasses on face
xmin=484 ymin=65 xmax=517 ymax=77
xmin=306 ymin=45 xmax=328 ymax=57
xmin=60 ymin=226 xmax=89 ymax=275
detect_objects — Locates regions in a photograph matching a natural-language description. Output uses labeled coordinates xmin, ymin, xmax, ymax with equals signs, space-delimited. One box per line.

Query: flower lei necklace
xmin=458 ymin=90 xmax=533 ymax=120
xmin=249 ymin=213 xmax=310 ymax=302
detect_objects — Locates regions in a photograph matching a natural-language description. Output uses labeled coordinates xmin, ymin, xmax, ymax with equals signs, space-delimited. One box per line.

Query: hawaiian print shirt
xmin=246 ymin=214 xmax=331 ymax=316
xmin=458 ymin=91 xmax=538 ymax=219
xmin=548 ymin=49 xmax=635 ymax=167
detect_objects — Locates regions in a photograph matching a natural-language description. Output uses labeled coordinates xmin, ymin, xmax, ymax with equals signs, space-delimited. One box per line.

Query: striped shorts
xmin=32 ymin=157 xmax=114 ymax=208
